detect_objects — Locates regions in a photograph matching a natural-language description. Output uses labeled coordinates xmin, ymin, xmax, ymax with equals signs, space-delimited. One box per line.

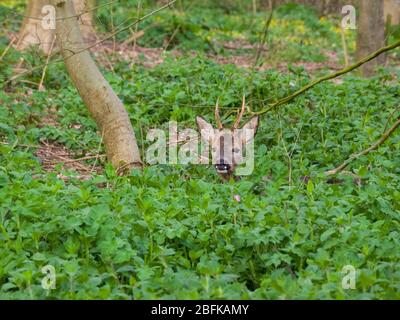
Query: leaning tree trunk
xmin=51 ymin=0 xmax=142 ymax=172
xmin=16 ymin=0 xmax=55 ymax=54
xmin=17 ymin=0 xmax=95 ymax=54
xmin=356 ymin=0 xmax=387 ymax=77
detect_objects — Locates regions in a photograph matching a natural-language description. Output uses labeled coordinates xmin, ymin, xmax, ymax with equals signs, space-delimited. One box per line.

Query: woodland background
xmin=0 ymin=0 xmax=400 ymax=299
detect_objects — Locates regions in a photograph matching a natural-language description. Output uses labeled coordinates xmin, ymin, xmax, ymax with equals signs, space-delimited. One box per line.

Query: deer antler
xmin=215 ymin=98 xmax=223 ymax=129
xmin=233 ymin=95 xmax=246 ymax=129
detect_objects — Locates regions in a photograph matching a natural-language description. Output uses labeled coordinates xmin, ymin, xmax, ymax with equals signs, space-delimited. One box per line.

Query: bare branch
xmin=326 ymin=117 xmax=400 ymax=176
xmin=3 ymin=0 xmax=119 ymax=21
xmin=254 ymin=39 xmax=400 ymax=115
xmin=214 ymin=98 xmax=223 ymax=129
xmin=233 ymin=95 xmax=246 ymax=129
xmin=5 ymin=0 xmax=177 ymax=84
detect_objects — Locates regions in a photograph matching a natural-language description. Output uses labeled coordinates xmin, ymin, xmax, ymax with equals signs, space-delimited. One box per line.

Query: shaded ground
xmin=35 ymin=140 xmax=103 ymax=179
xmin=93 ymin=38 xmax=343 ymax=73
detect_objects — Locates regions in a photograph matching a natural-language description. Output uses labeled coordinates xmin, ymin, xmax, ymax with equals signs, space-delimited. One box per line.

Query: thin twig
xmin=252 ymin=0 xmax=257 ymax=16
xmin=0 ymin=37 xmax=16 ymax=61
xmin=383 ymin=105 xmax=400 ymax=132
xmin=50 ymin=154 xmax=106 ymax=165
xmin=140 ymin=124 xmax=145 ymax=164
xmin=166 ymin=136 xmax=199 ymax=146
xmin=0 ymin=141 xmax=39 ymax=148
xmin=39 ymin=35 xmax=56 ymax=91
xmin=134 ymin=0 xmax=142 ymax=50
xmin=278 ymin=119 xmax=292 ymax=185
xmin=122 ymin=29 xmax=145 ymax=46
xmin=91 ymin=129 xmax=105 ymax=173
xmin=49 ymin=154 xmax=90 ymax=171
xmin=110 ymin=5 xmax=116 ymax=55
xmin=20 ymin=79 xmax=40 ymax=86
xmin=6 ymin=0 xmax=177 ymax=84
xmin=254 ymin=39 xmax=400 ymax=115
xmin=115 ymin=160 xmax=143 ymax=175
xmin=325 ymin=117 xmax=400 ymax=176
xmin=247 ymin=0 xmax=274 ymax=114
xmin=340 ymin=27 xmax=349 ymax=67
xmin=164 ymin=25 xmax=180 ymax=51
xmin=252 ymin=0 xmax=274 ymax=70
xmin=58 ymin=0 xmax=177 ymax=57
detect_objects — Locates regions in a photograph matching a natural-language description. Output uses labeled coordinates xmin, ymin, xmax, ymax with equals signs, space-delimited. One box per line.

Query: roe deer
xmin=196 ymin=96 xmax=259 ymax=180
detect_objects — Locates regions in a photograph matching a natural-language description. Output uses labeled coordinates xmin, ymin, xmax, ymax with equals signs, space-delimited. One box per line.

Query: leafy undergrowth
xmin=1 ymin=0 xmax=400 ymax=300
xmin=94 ymin=1 xmax=351 ymax=67
xmin=1 ymin=48 xmax=400 ymax=299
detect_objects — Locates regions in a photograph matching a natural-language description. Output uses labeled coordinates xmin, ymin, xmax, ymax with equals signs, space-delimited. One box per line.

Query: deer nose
xmin=215 ymin=161 xmax=231 ymax=173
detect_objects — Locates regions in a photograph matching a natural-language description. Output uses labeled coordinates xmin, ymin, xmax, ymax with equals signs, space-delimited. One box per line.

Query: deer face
xmin=196 ymin=96 xmax=259 ymax=180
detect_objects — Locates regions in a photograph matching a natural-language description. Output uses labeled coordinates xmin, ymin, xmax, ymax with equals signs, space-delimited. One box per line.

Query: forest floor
xmin=0 ymin=2 xmax=400 ymax=299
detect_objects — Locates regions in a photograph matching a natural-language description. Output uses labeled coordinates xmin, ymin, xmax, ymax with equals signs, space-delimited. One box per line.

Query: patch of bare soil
xmin=93 ymin=40 xmax=176 ymax=68
xmin=212 ymin=54 xmax=342 ymax=72
xmin=35 ymin=140 xmax=103 ymax=180
xmin=218 ymin=39 xmax=267 ymax=51
xmin=33 ymin=107 xmax=104 ymax=179
xmin=6 ymin=32 xmax=341 ymax=74
xmin=39 ymin=107 xmax=59 ymax=128
xmin=211 ymin=39 xmax=342 ymax=72
xmin=91 ymin=37 xmax=342 ymax=74
xmin=211 ymin=53 xmax=255 ymax=69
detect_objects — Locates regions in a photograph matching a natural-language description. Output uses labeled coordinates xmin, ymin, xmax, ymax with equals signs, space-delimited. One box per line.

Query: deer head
xmin=196 ymin=96 xmax=259 ymax=180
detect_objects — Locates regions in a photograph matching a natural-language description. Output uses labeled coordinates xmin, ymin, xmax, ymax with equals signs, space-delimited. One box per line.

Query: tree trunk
xmin=73 ymin=0 xmax=96 ymax=41
xmin=356 ymin=0 xmax=387 ymax=77
xmin=17 ymin=0 xmax=95 ymax=54
xmin=51 ymin=0 xmax=142 ymax=172
xmin=16 ymin=0 xmax=55 ymax=54
xmin=384 ymin=0 xmax=400 ymax=25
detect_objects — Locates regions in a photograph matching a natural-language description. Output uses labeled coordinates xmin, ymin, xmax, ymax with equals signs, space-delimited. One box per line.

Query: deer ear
xmin=241 ymin=116 xmax=259 ymax=144
xmin=196 ymin=116 xmax=215 ymax=142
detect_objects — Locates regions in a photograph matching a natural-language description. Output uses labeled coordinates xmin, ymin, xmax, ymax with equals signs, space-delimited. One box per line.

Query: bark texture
xmin=52 ymin=0 xmax=142 ymax=171
xmin=356 ymin=0 xmax=387 ymax=77
xmin=384 ymin=0 xmax=400 ymax=25
xmin=17 ymin=0 xmax=55 ymax=54
xmin=17 ymin=0 xmax=95 ymax=54
xmin=264 ymin=0 xmax=399 ymax=24
xmin=73 ymin=0 xmax=96 ymax=41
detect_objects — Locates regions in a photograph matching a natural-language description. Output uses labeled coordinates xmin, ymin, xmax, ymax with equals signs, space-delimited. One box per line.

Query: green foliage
xmin=1 ymin=0 xmax=400 ymax=300
xmin=92 ymin=0 xmax=350 ymax=64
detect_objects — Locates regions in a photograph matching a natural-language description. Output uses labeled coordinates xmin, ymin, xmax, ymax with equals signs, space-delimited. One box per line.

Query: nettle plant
xmin=196 ymin=96 xmax=259 ymax=180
